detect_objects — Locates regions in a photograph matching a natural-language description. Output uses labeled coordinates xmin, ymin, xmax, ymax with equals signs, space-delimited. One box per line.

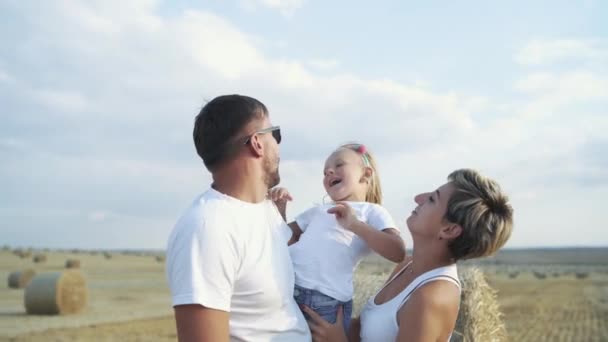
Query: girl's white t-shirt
xmin=289 ymin=202 xmax=398 ymax=302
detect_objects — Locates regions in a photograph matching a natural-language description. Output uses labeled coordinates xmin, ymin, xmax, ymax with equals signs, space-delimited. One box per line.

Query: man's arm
xmin=174 ymin=304 xmax=230 ymax=342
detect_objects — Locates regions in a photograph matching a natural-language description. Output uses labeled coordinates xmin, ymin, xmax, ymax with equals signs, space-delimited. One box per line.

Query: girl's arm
xmin=348 ymin=221 xmax=405 ymax=263
xmin=328 ymin=203 xmax=406 ymax=263
xmin=269 ymin=187 xmax=304 ymax=245
xmin=287 ymin=222 xmax=303 ymax=245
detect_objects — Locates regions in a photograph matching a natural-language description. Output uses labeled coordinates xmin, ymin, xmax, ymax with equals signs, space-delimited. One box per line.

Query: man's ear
xmin=439 ymin=223 xmax=462 ymax=241
xmin=248 ymin=134 xmax=264 ymax=158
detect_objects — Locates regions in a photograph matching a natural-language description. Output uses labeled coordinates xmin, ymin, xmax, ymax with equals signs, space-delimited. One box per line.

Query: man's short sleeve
xmin=166 ymin=214 xmax=240 ymax=312
xmin=294 ymin=206 xmax=320 ymax=232
xmin=366 ymin=205 xmax=398 ymax=232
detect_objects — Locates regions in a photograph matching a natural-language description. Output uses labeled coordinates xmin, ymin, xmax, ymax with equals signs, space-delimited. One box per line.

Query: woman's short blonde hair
xmin=445 ymin=169 xmax=513 ymax=261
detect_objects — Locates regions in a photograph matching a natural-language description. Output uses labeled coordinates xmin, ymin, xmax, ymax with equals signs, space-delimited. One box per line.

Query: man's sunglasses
xmin=243 ymin=126 xmax=281 ymax=145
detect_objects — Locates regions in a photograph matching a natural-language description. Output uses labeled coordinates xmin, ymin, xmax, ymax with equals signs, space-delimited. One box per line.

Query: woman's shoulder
xmin=402 ymin=270 xmax=461 ymax=316
xmin=396 ymin=275 xmax=460 ymax=337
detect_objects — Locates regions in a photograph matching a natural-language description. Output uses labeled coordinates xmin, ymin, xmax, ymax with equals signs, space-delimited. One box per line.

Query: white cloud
xmin=515 ymin=38 xmax=608 ymax=65
xmin=89 ymin=211 xmax=111 ymax=222
xmin=0 ymin=1 xmax=606 ymax=248
xmin=307 ymin=59 xmax=340 ymax=71
xmin=515 ymin=71 xmax=608 ymax=98
xmin=35 ymin=89 xmax=89 ymax=113
xmin=0 ymin=69 xmax=11 ymax=83
xmin=174 ymin=11 xmax=266 ymax=79
xmin=242 ymin=0 xmax=305 ymax=17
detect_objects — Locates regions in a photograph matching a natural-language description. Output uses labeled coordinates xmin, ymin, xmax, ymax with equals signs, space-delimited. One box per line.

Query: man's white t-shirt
xmin=166 ymin=188 xmax=311 ymax=342
xmin=289 ymin=202 xmax=397 ymax=302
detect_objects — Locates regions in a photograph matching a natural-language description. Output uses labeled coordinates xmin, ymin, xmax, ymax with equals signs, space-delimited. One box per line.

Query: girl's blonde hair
xmin=339 ymin=143 xmax=383 ymax=205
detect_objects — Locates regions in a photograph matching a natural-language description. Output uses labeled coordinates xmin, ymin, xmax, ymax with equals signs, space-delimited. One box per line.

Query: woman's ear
xmin=439 ymin=223 xmax=462 ymax=241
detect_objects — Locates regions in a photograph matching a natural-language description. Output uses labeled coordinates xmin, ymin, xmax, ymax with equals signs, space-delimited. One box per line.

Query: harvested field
xmin=1 ymin=248 xmax=607 ymax=341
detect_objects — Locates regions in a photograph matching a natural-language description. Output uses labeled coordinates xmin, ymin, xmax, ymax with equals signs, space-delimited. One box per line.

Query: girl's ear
xmin=361 ymin=166 xmax=373 ymax=184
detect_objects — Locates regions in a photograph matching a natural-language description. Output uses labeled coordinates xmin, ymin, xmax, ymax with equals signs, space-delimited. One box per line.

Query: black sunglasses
xmin=244 ymin=126 xmax=281 ymax=145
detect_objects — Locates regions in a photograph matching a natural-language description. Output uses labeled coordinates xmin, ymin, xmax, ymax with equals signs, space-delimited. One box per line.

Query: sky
xmin=1 ymin=0 xmax=607 ymax=249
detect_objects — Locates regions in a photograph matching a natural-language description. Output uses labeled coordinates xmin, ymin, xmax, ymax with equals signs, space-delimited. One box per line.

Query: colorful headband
xmin=355 ymin=144 xmax=371 ymax=167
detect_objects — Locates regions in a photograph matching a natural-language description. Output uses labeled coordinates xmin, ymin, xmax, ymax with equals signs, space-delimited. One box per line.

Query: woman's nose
xmin=414 ymin=193 xmax=426 ymax=205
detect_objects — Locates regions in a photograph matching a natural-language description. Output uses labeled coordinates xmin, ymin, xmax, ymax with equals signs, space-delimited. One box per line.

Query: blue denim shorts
xmin=293 ymin=284 xmax=353 ymax=334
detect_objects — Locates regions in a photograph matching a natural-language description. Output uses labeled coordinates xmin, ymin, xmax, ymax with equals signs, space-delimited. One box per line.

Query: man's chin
xmin=271 ymin=175 xmax=280 ymax=188
xmin=267 ymin=171 xmax=280 ymax=188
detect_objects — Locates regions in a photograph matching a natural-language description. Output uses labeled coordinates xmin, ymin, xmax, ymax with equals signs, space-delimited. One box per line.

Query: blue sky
xmin=1 ymin=0 xmax=607 ymax=249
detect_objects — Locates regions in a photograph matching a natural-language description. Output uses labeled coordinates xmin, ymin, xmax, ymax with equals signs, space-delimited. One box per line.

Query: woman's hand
xmin=303 ymin=305 xmax=348 ymax=342
xmin=327 ymin=202 xmax=359 ymax=231
xmin=269 ymin=187 xmax=293 ymax=220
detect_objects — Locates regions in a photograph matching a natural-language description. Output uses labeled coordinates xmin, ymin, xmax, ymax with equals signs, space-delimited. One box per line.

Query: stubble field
xmin=1 ymin=248 xmax=606 ymax=341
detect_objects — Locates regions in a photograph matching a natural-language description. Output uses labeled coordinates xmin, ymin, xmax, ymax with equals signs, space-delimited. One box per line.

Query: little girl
xmin=271 ymin=143 xmax=406 ymax=331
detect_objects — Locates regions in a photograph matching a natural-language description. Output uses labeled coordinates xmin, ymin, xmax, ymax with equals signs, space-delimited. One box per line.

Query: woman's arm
xmin=396 ymin=281 xmax=460 ymax=342
xmin=302 ymin=305 xmax=349 ymax=342
xmin=348 ymin=316 xmax=362 ymax=342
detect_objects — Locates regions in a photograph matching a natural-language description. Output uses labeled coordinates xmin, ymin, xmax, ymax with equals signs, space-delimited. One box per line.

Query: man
xmin=166 ymin=95 xmax=311 ymax=342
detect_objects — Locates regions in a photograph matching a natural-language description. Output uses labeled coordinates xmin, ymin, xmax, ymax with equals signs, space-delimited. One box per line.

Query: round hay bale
xmin=24 ymin=271 xmax=88 ymax=315
xmin=14 ymin=249 xmax=32 ymax=259
xmin=33 ymin=254 xmax=47 ymax=263
xmin=452 ymin=267 xmax=507 ymax=342
xmin=65 ymin=259 xmax=81 ymax=269
xmin=155 ymin=255 xmax=165 ymax=263
xmin=103 ymin=252 xmax=112 ymax=259
xmin=8 ymin=269 xmax=36 ymax=289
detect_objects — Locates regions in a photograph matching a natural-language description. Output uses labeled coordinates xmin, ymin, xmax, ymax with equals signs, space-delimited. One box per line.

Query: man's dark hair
xmin=193 ymin=94 xmax=268 ymax=171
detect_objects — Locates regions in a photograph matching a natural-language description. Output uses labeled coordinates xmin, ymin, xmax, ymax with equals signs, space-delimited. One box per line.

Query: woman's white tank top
xmin=359 ymin=262 xmax=460 ymax=342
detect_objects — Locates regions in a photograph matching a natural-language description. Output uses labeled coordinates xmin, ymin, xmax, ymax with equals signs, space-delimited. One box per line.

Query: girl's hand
xmin=269 ymin=187 xmax=293 ymax=220
xmin=269 ymin=187 xmax=293 ymax=203
xmin=327 ymin=202 xmax=358 ymax=231
xmin=302 ymin=305 xmax=348 ymax=342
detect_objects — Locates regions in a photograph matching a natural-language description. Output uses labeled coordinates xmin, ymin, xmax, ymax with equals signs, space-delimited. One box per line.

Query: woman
xmin=304 ymin=169 xmax=513 ymax=341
